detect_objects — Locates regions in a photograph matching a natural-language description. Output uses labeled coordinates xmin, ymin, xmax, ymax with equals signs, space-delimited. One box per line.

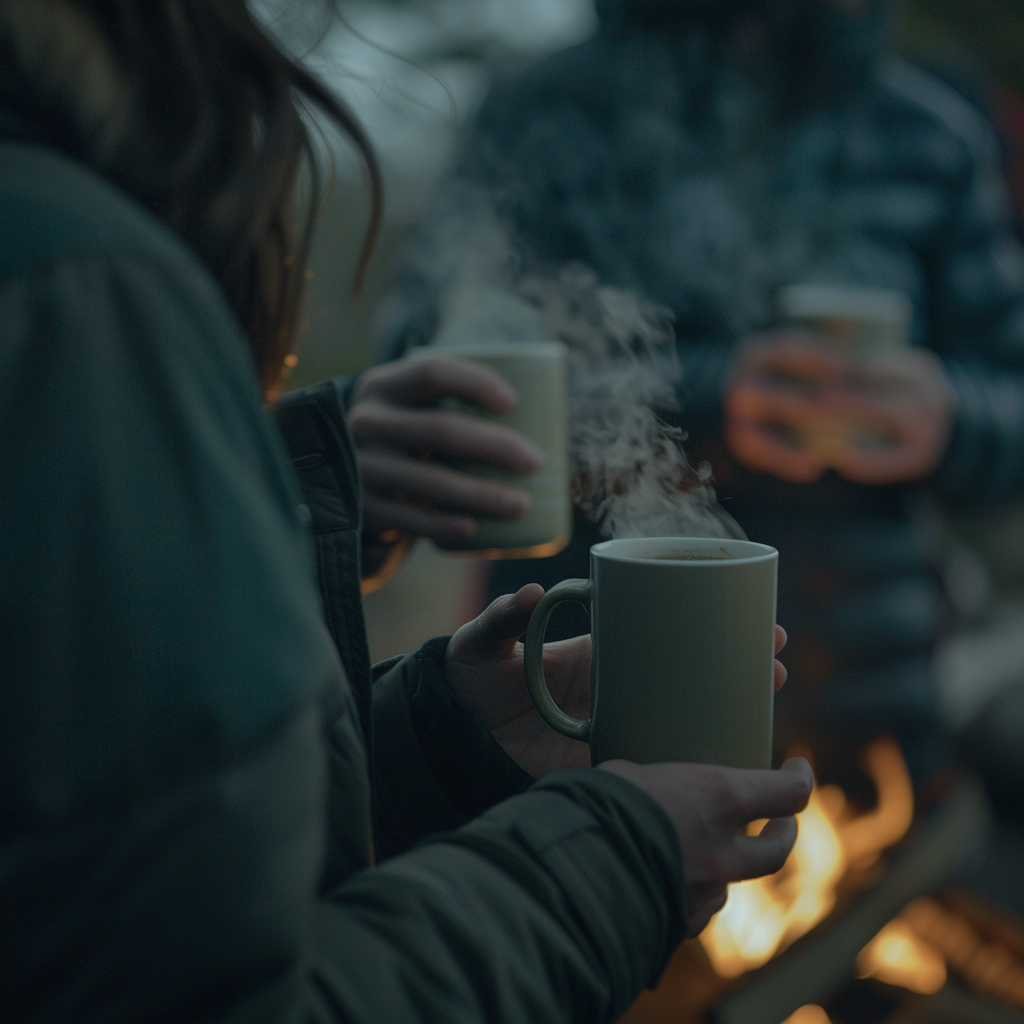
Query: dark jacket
xmin=382 ymin=11 xmax=1024 ymax=788
xmin=0 ymin=138 xmax=686 ymax=1020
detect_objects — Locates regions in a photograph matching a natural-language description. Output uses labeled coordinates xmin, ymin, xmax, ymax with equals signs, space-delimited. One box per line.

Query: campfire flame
xmin=700 ymin=738 xmax=914 ymax=978
xmin=689 ymin=738 xmax=1024 ymax=1013
xmin=855 ymin=919 xmax=947 ymax=994
xmin=781 ymin=1007 xmax=832 ymax=1024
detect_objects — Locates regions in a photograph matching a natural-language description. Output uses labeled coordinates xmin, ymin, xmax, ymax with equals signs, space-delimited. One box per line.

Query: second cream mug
xmin=409 ymin=341 xmax=571 ymax=558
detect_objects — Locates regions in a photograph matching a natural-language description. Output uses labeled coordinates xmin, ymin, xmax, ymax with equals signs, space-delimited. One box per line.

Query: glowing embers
xmin=857 ymin=896 xmax=1024 ymax=1008
xmin=781 ymin=1006 xmax=832 ymax=1024
xmin=700 ymin=738 xmax=914 ymax=978
xmin=891 ymin=896 xmax=1024 ymax=1011
xmin=855 ymin=918 xmax=947 ymax=994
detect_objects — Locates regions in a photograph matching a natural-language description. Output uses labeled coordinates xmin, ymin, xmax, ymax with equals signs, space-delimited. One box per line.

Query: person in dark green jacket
xmin=0 ymin=3 xmax=812 ymax=1020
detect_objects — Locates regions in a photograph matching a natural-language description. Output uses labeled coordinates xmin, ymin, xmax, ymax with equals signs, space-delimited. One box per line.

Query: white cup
xmin=408 ymin=341 xmax=572 ymax=558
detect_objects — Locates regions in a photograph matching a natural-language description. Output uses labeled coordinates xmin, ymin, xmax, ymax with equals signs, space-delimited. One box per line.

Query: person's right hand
xmin=348 ymin=355 xmax=545 ymax=548
xmin=724 ymin=333 xmax=850 ymax=484
xmin=599 ymin=757 xmax=813 ymax=936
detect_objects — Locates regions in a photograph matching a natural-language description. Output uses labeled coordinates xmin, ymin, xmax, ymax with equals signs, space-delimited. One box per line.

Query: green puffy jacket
xmin=0 ymin=136 xmax=685 ymax=1021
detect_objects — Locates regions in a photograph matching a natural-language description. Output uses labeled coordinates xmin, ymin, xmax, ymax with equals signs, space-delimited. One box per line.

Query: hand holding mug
xmin=446 ymin=582 xmax=788 ymax=779
xmin=407 ymin=342 xmax=571 ymax=557
xmin=524 ymin=538 xmax=780 ymax=770
xmin=725 ymin=332 xmax=850 ymax=484
xmin=822 ymin=348 xmax=954 ymax=485
xmin=348 ymin=355 xmax=543 ymax=548
xmin=447 ymin=581 xmax=808 ymax=940
xmin=727 ymin=284 xmax=953 ymax=485
xmin=600 ymin=757 xmax=813 ymax=936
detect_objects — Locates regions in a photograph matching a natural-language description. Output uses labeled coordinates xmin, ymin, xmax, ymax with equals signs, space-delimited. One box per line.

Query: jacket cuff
xmin=530 ymin=769 xmax=687 ymax=982
xmin=371 ymin=638 xmax=532 ymax=859
xmin=408 ymin=637 xmax=535 ymax=814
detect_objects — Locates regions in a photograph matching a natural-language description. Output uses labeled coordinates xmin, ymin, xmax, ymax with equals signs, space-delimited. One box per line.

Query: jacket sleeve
xmin=370 ymin=638 xmax=534 ymax=860
xmin=310 ymin=769 xmax=686 ymax=1024
xmin=272 ymin=381 xmax=537 ymax=859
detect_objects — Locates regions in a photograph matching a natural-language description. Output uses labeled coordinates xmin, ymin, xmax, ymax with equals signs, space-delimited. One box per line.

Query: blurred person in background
xmin=0 ymin=0 xmax=814 ymax=1019
xmin=367 ymin=0 xmax=1024 ymax=799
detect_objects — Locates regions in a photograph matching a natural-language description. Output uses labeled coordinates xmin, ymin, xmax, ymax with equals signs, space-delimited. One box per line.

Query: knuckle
xmin=346 ymin=404 xmax=370 ymax=431
xmin=764 ymin=841 xmax=792 ymax=876
xmin=717 ymin=788 xmax=743 ymax=822
xmin=357 ymin=363 xmax=395 ymax=398
xmin=347 ymin=401 xmax=385 ymax=437
xmin=706 ymin=775 xmax=741 ymax=822
xmin=415 ymin=360 xmax=437 ymax=389
xmin=418 ymin=358 xmax=449 ymax=393
xmin=432 ymin=412 xmax=463 ymax=450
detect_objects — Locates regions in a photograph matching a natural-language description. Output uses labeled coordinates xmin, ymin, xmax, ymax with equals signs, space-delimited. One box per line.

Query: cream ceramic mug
xmin=523 ymin=537 xmax=778 ymax=768
xmin=777 ymin=283 xmax=913 ymax=461
xmin=409 ymin=341 xmax=571 ymax=558
xmin=778 ymin=283 xmax=912 ymax=357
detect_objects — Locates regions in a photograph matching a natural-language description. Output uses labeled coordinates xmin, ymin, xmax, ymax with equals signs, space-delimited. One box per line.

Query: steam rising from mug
xmin=417 ymin=190 xmax=743 ymax=542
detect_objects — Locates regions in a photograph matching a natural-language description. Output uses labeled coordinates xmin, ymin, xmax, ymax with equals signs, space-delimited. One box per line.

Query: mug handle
xmin=523 ymin=579 xmax=593 ymax=742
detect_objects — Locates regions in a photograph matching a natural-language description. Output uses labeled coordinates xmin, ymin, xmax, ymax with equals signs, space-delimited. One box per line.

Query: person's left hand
xmin=446 ymin=585 xmax=592 ymax=777
xmin=445 ymin=585 xmax=789 ymax=779
xmin=825 ymin=348 xmax=955 ymax=485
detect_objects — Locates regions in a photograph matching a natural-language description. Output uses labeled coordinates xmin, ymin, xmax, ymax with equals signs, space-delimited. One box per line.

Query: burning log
xmin=894 ymin=894 xmax=1024 ymax=1012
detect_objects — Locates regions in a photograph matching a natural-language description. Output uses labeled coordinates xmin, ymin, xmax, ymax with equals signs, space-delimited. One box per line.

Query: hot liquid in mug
xmin=408 ymin=341 xmax=571 ymax=558
xmin=523 ymin=537 xmax=778 ymax=768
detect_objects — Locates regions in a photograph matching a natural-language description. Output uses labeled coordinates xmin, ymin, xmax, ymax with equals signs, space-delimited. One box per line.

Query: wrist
xmin=408 ymin=637 xmax=534 ymax=816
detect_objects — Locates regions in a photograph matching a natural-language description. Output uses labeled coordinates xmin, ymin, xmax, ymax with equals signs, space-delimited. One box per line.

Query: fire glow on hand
xmin=700 ymin=738 xmax=914 ymax=978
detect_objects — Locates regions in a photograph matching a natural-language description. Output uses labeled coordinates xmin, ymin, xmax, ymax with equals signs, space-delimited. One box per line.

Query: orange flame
xmin=856 ymin=919 xmax=947 ymax=994
xmin=781 ymin=1007 xmax=833 ymax=1024
xmin=700 ymin=738 xmax=914 ymax=978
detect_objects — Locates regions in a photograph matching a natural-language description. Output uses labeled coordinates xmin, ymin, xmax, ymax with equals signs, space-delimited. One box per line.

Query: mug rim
xmin=591 ymin=536 xmax=777 ymax=567
xmin=778 ymin=282 xmax=912 ymax=322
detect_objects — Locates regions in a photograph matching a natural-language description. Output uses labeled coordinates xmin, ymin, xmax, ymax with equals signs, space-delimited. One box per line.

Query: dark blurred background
xmin=272 ymin=1 xmax=1024 ymax=829
xmin=252 ymin=11 xmax=1024 ymax=1018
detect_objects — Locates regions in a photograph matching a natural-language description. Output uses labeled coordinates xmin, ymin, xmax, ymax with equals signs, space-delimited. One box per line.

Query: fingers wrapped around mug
xmin=598 ymin=757 xmax=813 ymax=936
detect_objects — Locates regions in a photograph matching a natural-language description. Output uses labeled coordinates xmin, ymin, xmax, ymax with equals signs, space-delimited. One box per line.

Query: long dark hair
xmin=0 ymin=0 xmax=382 ymax=398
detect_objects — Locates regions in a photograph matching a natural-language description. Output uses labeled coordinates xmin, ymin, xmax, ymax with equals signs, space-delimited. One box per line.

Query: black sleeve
xmin=0 ymin=253 xmax=346 ymax=1020
xmin=273 ymin=378 xmax=532 ymax=859
xmin=310 ymin=769 xmax=686 ymax=1024
xmin=371 ymin=638 xmax=533 ymax=860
